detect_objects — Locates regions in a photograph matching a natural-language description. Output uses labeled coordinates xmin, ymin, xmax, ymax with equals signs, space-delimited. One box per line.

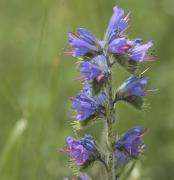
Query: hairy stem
xmin=105 ymin=55 xmax=116 ymax=180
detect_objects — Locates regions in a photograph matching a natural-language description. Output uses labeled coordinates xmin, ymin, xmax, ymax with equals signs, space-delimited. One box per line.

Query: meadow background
xmin=0 ymin=0 xmax=174 ymax=179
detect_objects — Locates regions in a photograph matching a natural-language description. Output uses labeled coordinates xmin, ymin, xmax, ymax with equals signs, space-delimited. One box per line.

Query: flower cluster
xmin=63 ymin=5 xmax=154 ymax=179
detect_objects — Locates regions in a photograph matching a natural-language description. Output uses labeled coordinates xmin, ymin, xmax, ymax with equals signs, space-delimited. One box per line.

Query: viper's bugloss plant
xmin=63 ymin=5 xmax=155 ymax=180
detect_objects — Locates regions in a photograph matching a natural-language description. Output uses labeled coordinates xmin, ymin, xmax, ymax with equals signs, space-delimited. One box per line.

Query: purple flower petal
xmin=107 ymin=6 xmax=125 ymax=34
xmin=129 ymin=41 xmax=153 ymax=62
xmin=78 ymin=28 xmax=97 ymax=45
xmin=82 ymin=82 xmax=92 ymax=96
xmin=118 ymin=76 xmax=148 ymax=97
xmin=106 ymin=6 xmax=128 ymax=42
xmin=65 ymin=136 xmax=97 ymax=166
xmin=80 ymin=62 xmax=101 ymax=81
xmin=80 ymin=55 xmax=109 ymax=81
xmin=109 ymin=37 xmax=130 ymax=54
xmin=72 ymin=94 xmax=98 ymax=121
xmin=116 ymin=127 xmax=144 ymax=158
xmin=66 ymin=137 xmax=90 ymax=165
xmin=68 ymin=29 xmax=99 ymax=57
xmin=72 ymin=83 xmax=108 ymax=121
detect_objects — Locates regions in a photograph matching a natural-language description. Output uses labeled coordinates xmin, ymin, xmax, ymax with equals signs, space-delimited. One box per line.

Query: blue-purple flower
xmin=80 ymin=55 xmax=110 ymax=82
xmin=106 ymin=6 xmax=129 ymax=43
xmin=115 ymin=76 xmax=148 ymax=109
xmin=109 ymin=37 xmax=131 ymax=55
xmin=115 ymin=126 xmax=145 ymax=159
xmin=117 ymin=76 xmax=148 ymax=98
xmin=110 ymin=39 xmax=153 ymax=63
xmin=68 ymin=28 xmax=101 ymax=57
xmin=65 ymin=135 xmax=98 ymax=166
xmin=129 ymin=41 xmax=153 ymax=62
xmin=72 ymin=83 xmax=108 ymax=121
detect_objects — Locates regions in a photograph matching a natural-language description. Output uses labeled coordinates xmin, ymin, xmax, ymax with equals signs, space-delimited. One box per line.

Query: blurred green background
xmin=0 ymin=0 xmax=174 ymax=179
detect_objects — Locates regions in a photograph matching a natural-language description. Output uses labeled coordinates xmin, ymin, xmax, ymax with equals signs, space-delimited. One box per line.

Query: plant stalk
xmin=105 ymin=54 xmax=116 ymax=180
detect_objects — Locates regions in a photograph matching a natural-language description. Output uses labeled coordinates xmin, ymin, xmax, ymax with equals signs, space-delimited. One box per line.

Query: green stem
xmin=120 ymin=161 xmax=136 ymax=180
xmin=105 ymin=55 xmax=116 ymax=180
xmin=99 ymin=157 xmax=109 ymax=172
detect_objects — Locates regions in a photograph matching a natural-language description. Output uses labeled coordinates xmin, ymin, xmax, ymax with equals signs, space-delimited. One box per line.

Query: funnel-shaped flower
xmin=65 ymin=135 xmax=98 ymax=166
xmin=115 ymin=76 xmax=148 ymax=109
xmin=117 ymin=76 xmax=148 ymax=97
xmin=115 ymin=126 xmax=145 ymax=159
xmin=72 ymin=93 xmax=98 ymax=121
xmin=106 ymin=6 xmax=129 ymax=43
xmin=109 ymin=37 xmax=131 ymax=55
xmin=72 ymin=83 xmax=108 ymax=121
xmin=80 ymin=55 xmax=110 ymax=82
xmin=68 ymin=28 xmax=100 ymax=57
xmin=129 ymin=41 xmax=153 ymax=63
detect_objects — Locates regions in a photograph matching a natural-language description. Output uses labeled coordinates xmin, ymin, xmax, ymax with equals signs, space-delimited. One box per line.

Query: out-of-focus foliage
xmin=0 ymin=0 xmax=173 ymax=179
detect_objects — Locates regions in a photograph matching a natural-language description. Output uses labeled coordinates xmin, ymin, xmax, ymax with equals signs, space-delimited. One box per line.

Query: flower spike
xmin=64 ymin=4 xmax=155 ymax=179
